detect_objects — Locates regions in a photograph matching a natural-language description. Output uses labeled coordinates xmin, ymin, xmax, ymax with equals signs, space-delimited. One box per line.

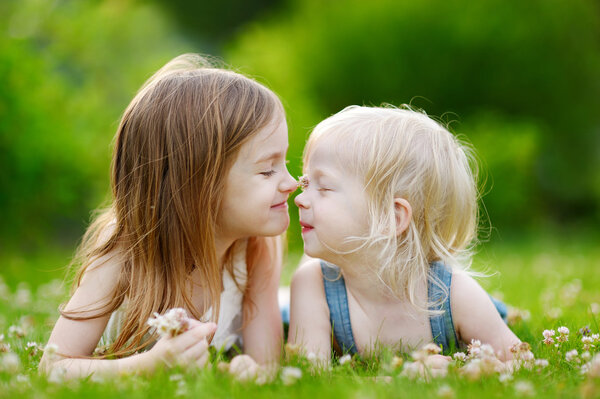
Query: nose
xmin=279 ymin=169 xmax=298 ymax=194
xmin=294 ymin=191 xmax=310 ymax=209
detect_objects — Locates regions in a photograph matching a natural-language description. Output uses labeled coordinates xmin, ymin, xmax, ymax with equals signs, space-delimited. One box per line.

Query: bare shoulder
xmin=450 ymin=270 xmax=488 ymax=303
xmin=65 ymin=250 xmax=124 ymax=314
xmin=291 ymin=257 xmax=324 ymax=294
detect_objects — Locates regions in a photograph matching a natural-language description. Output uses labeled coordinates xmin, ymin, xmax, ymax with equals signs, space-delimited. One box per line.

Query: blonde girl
xmin=290 ymin=106 xmax=519 ymax=364
xmin=40 ymin=54 xmax=297 ymax=377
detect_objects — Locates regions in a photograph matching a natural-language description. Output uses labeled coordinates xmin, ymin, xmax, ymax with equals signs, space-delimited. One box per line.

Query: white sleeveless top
xmin=99 ymin=239 xmax=248 ymax=351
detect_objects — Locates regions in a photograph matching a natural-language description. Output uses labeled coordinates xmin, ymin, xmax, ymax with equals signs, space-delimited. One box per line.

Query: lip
xmin=299 ymin=221 xmax=314 ymax=234
xmin=271 ymin=200 xmax=288 ymax=210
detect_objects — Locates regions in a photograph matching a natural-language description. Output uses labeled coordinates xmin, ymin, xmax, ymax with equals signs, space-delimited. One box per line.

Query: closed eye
xmin=260 ymin=170 xmax=276 ymax=177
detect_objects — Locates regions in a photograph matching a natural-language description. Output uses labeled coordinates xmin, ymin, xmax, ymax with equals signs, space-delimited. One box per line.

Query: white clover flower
xmin=390 ymin=356 xmax=404 ymax=369
xmin=565 ymin=349 xmax=578 ymax=362
xmin=174 ymin=380 xmax=187 ymax=397
xmin=90 ymin=373 xmax=106 ymax=383
xmin=534 ymin=359 xmax=549 ymax=368
xmin=14 ymin=286 xmax=32 ymax=307
xmin=542 ymin=329 xmax=555 ymax=339
xmin=306 ymin=352 xmax=317 ymax=363
xmin=411 ymin=349 xmax=428 ymax=363
xmin=592 ymin=334 xmax=600 ymax=342
xmin=0 ymin=333 xmax=4 ymax=342
xmin=0 ymin=352 xmax=21 ymax=373
xmin=559 ymin=280 xmax=581 ymax=306
xmin=498 ymin=372 xmax=513 ymax=383
xmin=521 ymin=351 xmax=535 ymax=362
xmin=453 ymin=352 xmax=467 ymax=362
xmin=8 ymin=325 xmax=25 ymax=338
xmin=437 ymin=384 xmax=455 ymax=399
xmin=546 ymin=308 xmax=562 ymax=320
xmin=581 ymin=354 xmax=600 ymax=378
xmin=557 ymin=326 xmax=569 ymax=335
xmin=507 ymin=307 xmax=531 ymax=325
xmin=479 ymin=344 xmax=496 ymax=359
xmin=280 ymin=367 xmax=302 ymax=385
xmin=26 ymin=342 xmax=41 ymax=357
xmin=582 ymin=351 xmax=592 ymax=362
xmin=0 ymin=342 xmax=11 ymax=353
xmin=543 ymin=337 xmax=555 ymax=346
xmin=147 ymin=308 xmax=190 ymax=338
xmin=467 ymin=339 xmax=482 ymax=358
xmin=591 ymin=303 xmax=600 ymax=315
xmin=43 ymin=343 xmax=59 ymax=355
xmin=400 ymin=361 xmax=421 ymax=380
xmin=460 ymin=359 xmax=482 ymax=381
xmin=338 ymin=354 xmax=352 ymax=365
xmin=422 ymin=343 xmax=442 ymax=355
xmin=582 ymin=336 xmax=594 ymax=351
xmin=514 ymin=380 xmax=535 ymax=396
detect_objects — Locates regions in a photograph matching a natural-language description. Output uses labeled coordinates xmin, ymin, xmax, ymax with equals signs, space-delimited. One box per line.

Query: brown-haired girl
xmin=40 ymin=54 xmax=297 ymax=377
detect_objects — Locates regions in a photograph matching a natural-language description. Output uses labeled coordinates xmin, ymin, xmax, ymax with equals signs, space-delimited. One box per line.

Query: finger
xmin=170 ymin=323 xmax=217 ymax=350
xmin=181 ymin=339 xmax=209 ymax=362
xmin=196 ymin=350 xmax=210 ymax=368
xmin=188 ymin=322 xmax=218 ymax=341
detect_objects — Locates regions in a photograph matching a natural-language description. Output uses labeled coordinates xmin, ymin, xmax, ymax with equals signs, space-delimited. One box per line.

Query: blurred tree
xmin=0 ymin=0 xmax=190 ymax=249
xmin=150 ymin=0 xmax=287 ymax=50
xmin=227 ymin=0 xmax=600 ymax=231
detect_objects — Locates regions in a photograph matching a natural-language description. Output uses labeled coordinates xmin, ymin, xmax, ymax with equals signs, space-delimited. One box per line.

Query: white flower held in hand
xmin=147 ymin=308 xmax=191 ymax=338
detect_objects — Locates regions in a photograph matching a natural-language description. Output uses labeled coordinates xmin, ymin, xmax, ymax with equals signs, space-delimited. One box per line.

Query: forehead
xmin=305 ymin=135 xmax=349 ymax=172
xmin=237 ymin=112 xmax=288 ymax=161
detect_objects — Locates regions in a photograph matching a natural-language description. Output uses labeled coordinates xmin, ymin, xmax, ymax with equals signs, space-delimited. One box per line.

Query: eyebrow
xmin=255 ymin=151 xmax=285 ymax=164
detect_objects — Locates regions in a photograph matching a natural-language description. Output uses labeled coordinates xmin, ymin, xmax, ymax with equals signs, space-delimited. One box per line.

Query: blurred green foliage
xmin=2 ymin=0 xmax=599 ymax=253
xmin=0 ymin=0 xmax=190 ymax=249
xmin=227 ymin=0 xmax=600 ymax=234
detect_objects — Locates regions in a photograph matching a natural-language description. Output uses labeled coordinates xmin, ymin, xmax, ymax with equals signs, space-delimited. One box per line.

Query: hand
xmin=423 ymin=354 xmax=451 ymax=378
xmin=147 ymin=319 xmax=217 ymax=370
xmin=228 ymin=354 xmax=260 ymax=382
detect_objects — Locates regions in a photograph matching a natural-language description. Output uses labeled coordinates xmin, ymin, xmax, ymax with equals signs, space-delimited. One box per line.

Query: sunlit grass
xmin=1 ymin=231 xmax=600 ymax=398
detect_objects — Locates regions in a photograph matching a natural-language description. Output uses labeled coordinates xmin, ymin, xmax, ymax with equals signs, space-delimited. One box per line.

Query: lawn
xmin=1 ymin=230 xmax=599 ymax=398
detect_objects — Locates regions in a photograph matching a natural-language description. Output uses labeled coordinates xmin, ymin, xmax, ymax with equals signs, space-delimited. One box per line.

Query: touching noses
xmin=294 ymin=191 xmax=309 ymax=209
xmin=279 ymin=169 xmax=298 ymax=194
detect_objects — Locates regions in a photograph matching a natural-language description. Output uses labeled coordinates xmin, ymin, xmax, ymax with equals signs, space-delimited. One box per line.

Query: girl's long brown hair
xmin=62 ymin=54 xmax=282 ymax=356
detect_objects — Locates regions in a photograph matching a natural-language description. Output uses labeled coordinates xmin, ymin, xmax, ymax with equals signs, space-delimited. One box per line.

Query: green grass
xmin=1 ymin=232 xmax=600 ymax=398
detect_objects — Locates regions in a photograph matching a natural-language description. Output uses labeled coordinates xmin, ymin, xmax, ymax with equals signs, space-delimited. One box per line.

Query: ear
xmin=394 ymin=198 xmax=412 ymax=235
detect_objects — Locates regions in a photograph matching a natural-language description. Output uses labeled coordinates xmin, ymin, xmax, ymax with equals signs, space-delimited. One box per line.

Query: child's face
xmin=219 ymin=112 xmax=297 ymax=241
xmin=294 ymin=139 xmax=370 ymax=262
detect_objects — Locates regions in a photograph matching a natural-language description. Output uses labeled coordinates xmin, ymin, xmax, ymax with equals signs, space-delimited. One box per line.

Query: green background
xmin=1 ymin=0 xmax=600 ymax=268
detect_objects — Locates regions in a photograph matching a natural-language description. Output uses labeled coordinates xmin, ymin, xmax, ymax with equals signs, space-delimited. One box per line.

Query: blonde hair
xmin=303 ymin=105 xmax=479 ymax=308
xmin=63 ymin=54 xmax=283 ymax=356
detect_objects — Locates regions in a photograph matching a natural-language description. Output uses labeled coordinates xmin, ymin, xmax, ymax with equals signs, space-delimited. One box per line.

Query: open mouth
xmin=300 ymin=221 xmax=314 ymax=233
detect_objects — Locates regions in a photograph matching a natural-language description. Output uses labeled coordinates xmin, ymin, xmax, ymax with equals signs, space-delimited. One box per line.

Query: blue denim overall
xmin=320 ymin=260 xmax=507 ymax=355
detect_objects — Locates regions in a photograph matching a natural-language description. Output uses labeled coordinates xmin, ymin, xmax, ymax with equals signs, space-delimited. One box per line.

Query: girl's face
xmin=219 ymin=113 xmax=297 ymax=241
xmin=294 ymin=139 xmax=371 ymax=263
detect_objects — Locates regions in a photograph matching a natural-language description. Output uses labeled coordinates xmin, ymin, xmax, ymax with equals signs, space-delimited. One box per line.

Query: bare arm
xmin=451 ymin=272 xmax=521 ymax=361
xmin=288 ymin=258 xmax=332 ymax=364
xmin=242 ymin=237 xmax=284 ymax=365
xmin=40 ymin=253 xmax=215 ymax=377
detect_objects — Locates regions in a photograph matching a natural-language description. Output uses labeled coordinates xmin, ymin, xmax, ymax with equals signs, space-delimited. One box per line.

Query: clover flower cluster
xmin=147 ymin=308 xmax=191 ymax=338
xmin=539 ymin=324 xmax=600 ymax=380
xmin=399 ymin=339 xmax=548 ymax=384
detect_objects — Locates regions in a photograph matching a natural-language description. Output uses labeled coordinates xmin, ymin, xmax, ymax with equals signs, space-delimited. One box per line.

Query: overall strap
xmin=428 ymin=262 xmax=459 ymax=354
xmin=320 ymin=261 xmax=358 ymax=355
